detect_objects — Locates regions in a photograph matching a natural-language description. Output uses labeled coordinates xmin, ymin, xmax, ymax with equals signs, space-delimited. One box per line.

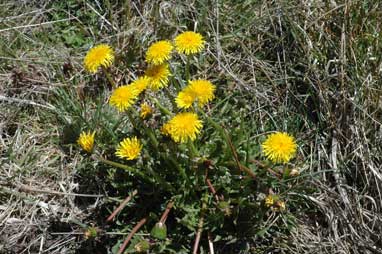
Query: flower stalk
xmin=117 ymin=217 xmax=147 ymax=254
xmin=106 ymin=190 xmax=138 ymax=222
xmin=192 ymin=193 xmax=209 ymax=254
xmin=102 ymin=66 xmax=116 ymax=88
xmin=185 ymin=55 xmax=191 ymax=81
xmin=96 ymin=155 xmax=144 ymax=177
xmin=200 ymin=109 xmax=257 ymax=179
xmin=153 ymin=98 xmax=172 ymax=116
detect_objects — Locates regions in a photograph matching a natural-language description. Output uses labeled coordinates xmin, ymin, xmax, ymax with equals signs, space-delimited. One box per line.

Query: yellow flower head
xmin=145 ymin=40 xmax=173 ymax=65
xmin=115 ymin=137 xmax=142 ymax=160
xmin=145 ymin=64 xmax=171 ymax=90
xmin=130 ymin=76 xmax=150 ymax=94
xmin=83 ymin=44 xmax=114 ymax=73
xmin=175 ymin=89 xmax=195 ymax=109
xmin=174 ymin=31 xmax=205 ymax=55
xmin=109 ymin=85 xmax=139 ymax=112
xmin=262 ymin=132 xmax=297 ymax=164
xmin=140 ymin=103 xmax=153 ymax=119
xmin=161 ymin=122 xmax=172 ymax=136
xmin=188 ymin=80 xmax=215 ymax=105
xmin=264 ymin=195 xmax=274 ymax=207
xmin=77 ymin=131 xmax=95 ymax=153
xmin=265 ymin=195 xmax=286 ymax=211
xmin=163 ymin=112 xmax=203 ymax=143
xmin=176 ymin=79 xmax=215 ymax=108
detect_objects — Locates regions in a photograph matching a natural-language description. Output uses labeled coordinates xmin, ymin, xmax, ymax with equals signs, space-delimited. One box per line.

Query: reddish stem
xmin=192 ymin=195 xmax=208 ymax=254
xmin=205 ymin=178 xmax=220 ymax=202
xmin=159 ymin=201 xmax=174 ymax=224
xmin=223 ymin=127 xmax=257 ymax=180
xmin=107 ymin=190 xmax=138 ymax=222
xmin=117 ymin=217 xmax=147 ymax=254
xmin=192 ymin=228 xmax=203 ymax=254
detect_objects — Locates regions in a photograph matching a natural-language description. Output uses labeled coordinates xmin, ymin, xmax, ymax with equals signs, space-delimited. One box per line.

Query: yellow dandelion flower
xmin=265 ymin=195 xmax=285 ymax=211
xmin=140 ymin=103 xmax=153 ymax=119
xmin=175 ymin=89 xmax=195 ymax=109
xmin=174 ymin=31 xmax=205 ymax=55
xmin=163 ymin=112 xmax=202 ymax=143
xmin=77 ymin=131 xmax=95 ymax=153
xmin=145 ymin=40 xmax=173 ymax=65
xmin=145 ymin=64 xmax=171 ymax=90
xmin=109 ymin=85 xmax=139 ymax=112
xmin=130 ymin=76 xmax=150 ymax=94
xmin=115 ymin=137 xmax=142 ymax=160
xmin=83 ymin=44 xmax=114 ymax=73
xmin=262 ymin=132 xmax=297 ymax=164
xmin=188 ymin=80 xmax=215 ymax=106
xmin=175 ymin=79 xmax=215 ymax=109
xmin=264 ymin=195 xmax=274 ymax=207
xmin=161 ymin=122 xmax=172 ymax=136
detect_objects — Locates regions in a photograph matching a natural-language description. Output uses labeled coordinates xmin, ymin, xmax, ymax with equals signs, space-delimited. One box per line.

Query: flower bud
xmin=150 ymin=222 xmax=167 ymax=240
xmin=84 ymin=226 xmax=98 ymax=239
xmin=289 ymin=168 xmax=300 ymax=176
xmin=218 ymin=201 xmax=231 ymax=216
xmin=134 ymin=239 xmax=150 ymax=253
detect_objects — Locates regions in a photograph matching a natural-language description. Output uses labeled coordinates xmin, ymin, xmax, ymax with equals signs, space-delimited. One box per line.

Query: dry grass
xmin=1 ymin=0 xmax=381 ymax=253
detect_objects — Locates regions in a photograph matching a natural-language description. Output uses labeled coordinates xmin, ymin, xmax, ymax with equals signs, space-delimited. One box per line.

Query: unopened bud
xmin=150 ymin=222 xmax=167 ymax=240
xmin=84 ymin=227 xmax=98 ymax=239
xmin=289 ymin=169 xmax=300 ymax=176
xmin=218 ymin=201 xmax=231 ymax=216
xmin=134 ymin=240 xmax=150 ymax=253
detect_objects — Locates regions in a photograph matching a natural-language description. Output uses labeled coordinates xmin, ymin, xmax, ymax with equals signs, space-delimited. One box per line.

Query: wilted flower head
xmin=140 ymin=103 xmax=153 ymax=119
xmin=145 ymin=64 xmax=171 ymax=90
xmin=162 ymin=112 xmax=203 ymax=143
xmin=83 ymin=44 xmax=114 ymax=73
xmin=115 ymin=137 xmax=142 ymax=160
xmin=174 ymin=31 xmax=205 ymax=55
xmin=109 ymin=85 xmax=139 ymax=112
xmin=274 ymin=200 xmax=286 ymax=212
xmin=264 ymin=195 xmax=285 ymax=211
xmin=262 ymin=132 xmax=297 ymax=164
xmin=161 ymin=122 xmax=172 ymax=136
xmin=146 ymin=40 xmax=173 ymax=65
xmin=77 ymin=131 xmax=95 ymax=153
